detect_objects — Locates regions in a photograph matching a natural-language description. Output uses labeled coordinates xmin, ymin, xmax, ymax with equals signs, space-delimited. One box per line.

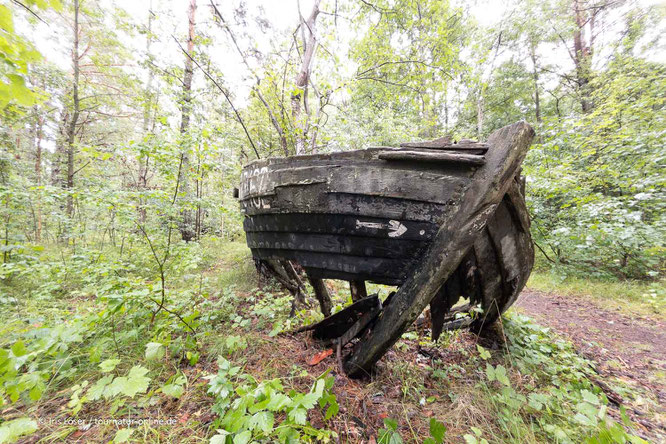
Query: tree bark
xmin=308 ymin=275 xmax=332 ymax=317
xmin=529 ymin=39 xmax=541 ymax=124
xmin=210 ymin=3 xmax=290 ymax=156
xmin=476 ymin=93 xmax=484 ymax=139
xmin=178 ymin=0 xmax=197 ymax=242
xmin=572 ymin=0 xmax=593 ymax=112
xmin=291 ymin=0 xmax=321 ymax=155
xmin=138 ymin=2 xmax=155 ymax=223
xmin=65 ymin=0 xmax=81 ymax=222
xmin=33 ymin=110 xmax=44 ymax=242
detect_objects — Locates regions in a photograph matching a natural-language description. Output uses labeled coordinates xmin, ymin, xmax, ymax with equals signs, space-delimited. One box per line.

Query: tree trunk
xmin=34 ymin=111 xmax=44 ymax=242
xmin=210 ymin=4 xmax=289 ymax=157
xmin=529 ymin=40 xmax=541 ymax=124
xmin=572 ymin=0 xmax=592 ymax=113
xmin=476 ymin=93 xmax=484 ymax=139
xmin=65 ymin=0 xmax=81 ymax=222
xmin=308 ymin=276 xmax=332 ymax=317
xmin=291 ymin=0 xmax=321 ymax=155
xmin=138 ymin=2 xmax=154 ymax=223
xmin=178 ymin=0 xmax=196 ymax=242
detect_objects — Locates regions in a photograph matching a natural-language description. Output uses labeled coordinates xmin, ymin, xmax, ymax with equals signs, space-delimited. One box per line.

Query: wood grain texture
xmin=343 ymin=121 xmax=535 ymax=377
xmin=237 ymin=121 xmax=535 ymax=376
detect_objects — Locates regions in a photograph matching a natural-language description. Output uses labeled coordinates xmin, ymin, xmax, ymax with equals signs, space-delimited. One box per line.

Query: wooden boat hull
xmin=430 ymin=176 xmax=534 ymax=338
xmin=240 ymin=147 xmax=488 ymax=285
xmin=239 ymin=121 xmax=536 ymax=375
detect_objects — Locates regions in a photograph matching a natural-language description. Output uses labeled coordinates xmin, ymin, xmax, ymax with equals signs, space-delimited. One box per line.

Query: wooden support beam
xmin=307 ymin=275 xmax=332 ymax=317
xmin=378 ymin=150 xmax=485 ymax=165
xmin=349 ymin=280 xmax=367 ymax=302
xmin=343 ymin=121 xmax=535 ymax=377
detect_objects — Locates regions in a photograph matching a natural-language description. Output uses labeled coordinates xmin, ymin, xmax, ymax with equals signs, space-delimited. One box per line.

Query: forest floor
xmin=2 ymin=241 xmax=664 ymax=443
xmin=515 ymin=289 xmax=666 ymax=440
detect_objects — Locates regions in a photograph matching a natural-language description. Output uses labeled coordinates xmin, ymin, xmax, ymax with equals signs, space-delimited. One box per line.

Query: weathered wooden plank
xmin=430 ymin=265 xmax=465 ymax=341
xmin=429 ymin=285 xmax=448 ymax=342
xmin=400 ymin=137 xmax=489 ymax=152
xmin=343 ymin=121 xmax=535 ymax=377
xmin=241 ymin=191 xmax=452 ymax=223
xmin=378 ymin=150 xmax=485 ymax=165
xmin=250 ymin=248 xmax=413 ymax=281
xmin=240 ymin=163 xmax=471 ymax=206
xmin=243 ymin=213 xmax=438 ymax=241
xmin=302 ymin=295 xmax=381 ymax=340
xmin=304 ymin=267 xmax=403 ymax=286
xmin=338 ymin=300 xmax=382 ymax=346
xmin=246 ymin=232 xmax=426 ymax=259
xmin=472 ymin=229 xmax=505 ymax=326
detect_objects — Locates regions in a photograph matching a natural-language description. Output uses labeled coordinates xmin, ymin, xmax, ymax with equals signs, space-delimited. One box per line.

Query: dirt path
xmin=514 ymin=289 xmax=666 ymax=439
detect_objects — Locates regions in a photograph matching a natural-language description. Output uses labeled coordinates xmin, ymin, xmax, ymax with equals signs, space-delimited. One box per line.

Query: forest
xmin=0 ymin=0 xmax=664 ymax=442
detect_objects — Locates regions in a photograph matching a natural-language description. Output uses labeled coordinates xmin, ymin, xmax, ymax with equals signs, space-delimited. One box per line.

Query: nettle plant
xmin=478 ymin=314 xmax=647 ymax=444
xmin=207 ymin=357 xmax=339 ymax=443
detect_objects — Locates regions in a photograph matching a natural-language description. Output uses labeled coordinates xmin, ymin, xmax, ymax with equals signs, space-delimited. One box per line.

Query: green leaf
xmin=429 ymin=418 xmax=446 ymax=443
xmin=266 ymin=393 xmax=291 ymax=411
xmin=232 ymin=430 xmax=252 ymax=444
xmin=11 ymin=341 xmax=26 ymax=357
xmin=161 ymin=383 xmax=184 ymax=399
xmin=145 ymin=342 xmax=164 ymax=361
xmin=105 ymin=366 xmax=150 ymax=399
xmin=325 ymin=401 xmax=339 ymax=420
xmin=210 ymin=430 xmax=230 ymax=444
xmin=476 ymin=344 xmax=491 ymax=360
xmin=0 ymin=417 xmax=37 ymax=443
xmin=210 ymin=430 xmax=229 ymax=444
xmin=289 ymin=407 xmax=307 ymax=425
xmin=251 ymin=411 xmax=274 ymax=434
xmin=113 ymin=428 xmax=133 ymax=443
xmin=463 ymin=434 xmax=478 ymax=444
xmin=581 ymin=389 xmax=599 ymax=405
xmin=99 ymin=358 xmax=121 ymax=373
xmin=88 ymin=375 xmax=113 ymax=401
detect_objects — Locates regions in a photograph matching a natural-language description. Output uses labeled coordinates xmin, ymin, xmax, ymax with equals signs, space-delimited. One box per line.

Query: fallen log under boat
xmin=238 ymin=121 xmax=536 ymax=377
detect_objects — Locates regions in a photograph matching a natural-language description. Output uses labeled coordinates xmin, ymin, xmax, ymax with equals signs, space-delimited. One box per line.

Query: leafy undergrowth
xmin=0 ymin=239 xmax=653 ymax=443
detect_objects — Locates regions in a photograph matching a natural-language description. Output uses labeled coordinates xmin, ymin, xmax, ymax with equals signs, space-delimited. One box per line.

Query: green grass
xmin=527 ymin=271 xmax=666 ymax=319
xmin=205 ymin=238 xmax=259 ymax=293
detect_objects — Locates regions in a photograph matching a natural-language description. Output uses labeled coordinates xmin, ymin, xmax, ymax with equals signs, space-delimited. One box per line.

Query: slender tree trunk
xmin=210 ymin=4 xmax=289 ymax=156
xmin=34 ymin=112 xmax=44 ymax=242
xmin=308 ymin=275 xmax=332 ymax=317
xmin=476 ymin=92 xmax=484 ymax=139
xmin=178 ymin=0 xmax=196 ymax=242
xmin=529 ymin=41 xmax=541 ymax=124
xmin=138 ymin=2 xmax=154 ymax=223
xmin=65 ymin=0 xmax=81 ymax=222
xmin=572 ymin=0 xmax=592 ymax=112
xmin=444 ymin=86 xmax=449 ymax=132
xmin=291 ymin=0 xmax=321 ymax=155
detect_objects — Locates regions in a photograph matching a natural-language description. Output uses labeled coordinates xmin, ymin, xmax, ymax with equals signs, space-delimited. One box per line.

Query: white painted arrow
xmin=355 ymin=219 xmax=408 ymax=238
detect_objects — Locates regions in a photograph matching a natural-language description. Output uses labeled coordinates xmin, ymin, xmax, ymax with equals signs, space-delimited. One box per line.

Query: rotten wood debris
xmin=239 ymin=121 xmax=536 ymax=377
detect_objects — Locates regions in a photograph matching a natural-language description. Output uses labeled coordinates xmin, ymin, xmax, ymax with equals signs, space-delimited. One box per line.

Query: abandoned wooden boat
xmin=238 ymin=121 xmax=535 ymax=376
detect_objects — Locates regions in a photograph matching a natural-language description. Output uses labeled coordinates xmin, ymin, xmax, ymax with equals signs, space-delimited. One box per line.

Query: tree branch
xmin=172 ymin=35 xmax=260 ymax=159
